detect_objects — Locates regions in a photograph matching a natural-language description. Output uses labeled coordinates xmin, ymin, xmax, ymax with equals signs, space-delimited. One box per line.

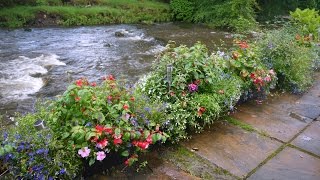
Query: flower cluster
xmin=48 ymin=75 xmax=168 ymax=168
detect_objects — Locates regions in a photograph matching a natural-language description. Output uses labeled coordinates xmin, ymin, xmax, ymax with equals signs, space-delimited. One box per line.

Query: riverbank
xmin=0 ymin=1 xmax=171 ymax=28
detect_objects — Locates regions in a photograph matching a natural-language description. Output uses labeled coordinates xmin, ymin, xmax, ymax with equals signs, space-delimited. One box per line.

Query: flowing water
xmin=0 ymin=23 xmax=233 ymax=117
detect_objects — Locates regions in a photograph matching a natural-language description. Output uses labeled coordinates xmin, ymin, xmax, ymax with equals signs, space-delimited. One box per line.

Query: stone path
xmin=91 ymin=74 xmax=320 ymax=180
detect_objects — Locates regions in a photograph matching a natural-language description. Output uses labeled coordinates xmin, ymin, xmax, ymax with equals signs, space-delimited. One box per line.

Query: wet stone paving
xmin=92 ymin=73 xmax=320 ymax=179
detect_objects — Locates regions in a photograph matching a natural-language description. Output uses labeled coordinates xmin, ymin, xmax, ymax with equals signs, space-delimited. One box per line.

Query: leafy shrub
xmin=170 ymin=0 xmax=195 ymax=21
xmin=290 ymin=8 xmax=320 ymax=40
xmin=256 ymin=27 xmax=316 ymax=93
xmin=138 ymin=42 xmax=244 ymax=141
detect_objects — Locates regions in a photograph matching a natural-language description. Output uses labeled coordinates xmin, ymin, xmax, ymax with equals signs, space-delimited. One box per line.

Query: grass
xmin=0 ymin=0 xmax=171 ymax=28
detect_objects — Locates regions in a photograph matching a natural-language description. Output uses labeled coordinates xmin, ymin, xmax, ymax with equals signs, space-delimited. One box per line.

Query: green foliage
xmin=257 ymin=0 xmax=320 ymax=21
xmin=256 ymin=26 xmax=317 ymax=93
xmin=290 ymin=8 xmax=320 ymax=40
xmin=170 ymin=0 xmax=257 ymax=31
xmin=170 ymin=0 xmax=194 ymax=21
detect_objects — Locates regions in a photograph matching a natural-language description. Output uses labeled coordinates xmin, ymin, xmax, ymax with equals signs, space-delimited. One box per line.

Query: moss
xmin=224 ymin=116 xmax=256 ymax=132
xmin=161 ymin=145 xmax=239 ymax=180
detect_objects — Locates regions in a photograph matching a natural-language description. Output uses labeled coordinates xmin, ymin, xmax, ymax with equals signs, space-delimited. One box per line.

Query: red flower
xmin=194 ymin=79 xmax=201 ymax=85
xmin=125 ymin=159 xmax=129 ymax=166
xmin=107 ymin=95 xmax=113 ymax=101
xmin=91 ymin=82 xmax=97 ymax=87
xmin=108 ymin=75 xmax=115 ymax=81
xmin=250 ymin=73 xmax=255 ymax=79
xmin=95 ymin=125 xmax=105 ymax=135
xmin=97 ymin=139 xmax=108 ymax=149
xmin=113 ymin=138 xmax=123 ymax=145
xmin=232 ymin=52 xmax=239 ymax=60
xmin=90 ymin=136 xmax=98 ymax=143
xmin=170 ymin=91 xmax=175 ymax=96
xmin=123 ymin=104 xmax=129 ymax=110
xmin=75 ymin=79 xmax=83 ymax=87
xmin=238 ymin=41 xmax=249 ymax=49
xmin=104 ymin=127 xmax=113 ymax=134
xmin=146 ymin=135 xmax=153 ymax=144
xmin=75 ymin=97 xmax=81 ymax=102
xmin=130 ymin=97 xmax=135 ymax=102
xmin=137 ymin=141 xmax=149 ymax=150
xmin=197 ymin=107 xmax=206 ymax=116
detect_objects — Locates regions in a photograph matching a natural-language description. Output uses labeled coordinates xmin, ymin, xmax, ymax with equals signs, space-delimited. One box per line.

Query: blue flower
xmin=14 ymin=134 xmax=21 ymax=140
xmin=85 ymin=122 xmax=92 ymax=127
xmin=144 ymin=107 xmax=151 ymax=112
xmin=59 ymin=168 xmax=66 ymax=175
xmin=36 ymin=149 xmax=46 ymax=154
xmin=3 ymin=131 xmax=8 ymax=140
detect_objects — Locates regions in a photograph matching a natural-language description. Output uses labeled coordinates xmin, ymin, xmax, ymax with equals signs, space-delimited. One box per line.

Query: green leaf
xmin=85 ymin=132 xmax=96 ymax=141
xmin=4 ymin=144 xmax=13 ymax=153
xmin=123 ymin=132 xmax=131 ymax=141
xmin=143 ymin=130 xmax=150 ymax=139
xmin=61 ymin=132 xmax=70 ymax=140
xmin=121 ymin=150 xmax=129 ymax=157
xmin=0 ymin=148 xmax=5 ymax=156
xmin=67 ymin=84 xmax=77 ymax=91
xmin=115 ymin=128 xmax=121 ymax=136
xmin=94 ymin=112 xmax=105 ymax=123
xmin=89 ymin=158 xmax=95 ymax=166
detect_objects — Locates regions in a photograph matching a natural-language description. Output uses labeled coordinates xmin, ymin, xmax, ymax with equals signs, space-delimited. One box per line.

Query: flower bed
xmin=1 ymin=8 xmax=320 ymax=179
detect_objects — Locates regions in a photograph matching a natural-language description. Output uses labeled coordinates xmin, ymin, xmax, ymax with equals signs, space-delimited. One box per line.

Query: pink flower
xmin=78 ymin=147 xmax=90 ymax=158
xmin=269 ymin=69 xmax=275 ymax=76
xmin=91 ymin=82 xmax=97 ymax=87
xmin=188 ymin=83 xmax=198 ymax=93
xmin=264 ymin=75 xmax=272 ymax=82
xmin=96 ymin=151 xmax=106 ymax=161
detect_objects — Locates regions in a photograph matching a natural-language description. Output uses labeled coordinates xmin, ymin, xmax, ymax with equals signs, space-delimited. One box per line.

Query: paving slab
xmin=288 ymin=103 xmax=320 ymax=120
xmin=233 ymin=100 xmax=309 ymax=142
xmin=248 ymin=147 xmax=320 ymax=180
xmin=87 ymin=150 xmax=200 ymax=180
xmin=291 ymin=121 xmax=320 ymax=156
xmin=181 ymin=123 xmax=281 ymax=178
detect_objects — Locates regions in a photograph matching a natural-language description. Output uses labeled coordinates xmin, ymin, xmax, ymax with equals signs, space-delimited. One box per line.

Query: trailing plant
xmin=0 ymin=111 xmax=81 ymax=179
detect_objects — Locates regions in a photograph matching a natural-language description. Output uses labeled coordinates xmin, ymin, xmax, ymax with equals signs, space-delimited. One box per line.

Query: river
xmin=0 ymin=23 xmax=233 ymax=118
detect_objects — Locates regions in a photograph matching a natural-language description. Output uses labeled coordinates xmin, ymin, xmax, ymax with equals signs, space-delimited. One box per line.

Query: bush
xmin=256 ymin=26 xmax=317 ymax=93
xmin=138 ymin=42 xmax=273 ymax=141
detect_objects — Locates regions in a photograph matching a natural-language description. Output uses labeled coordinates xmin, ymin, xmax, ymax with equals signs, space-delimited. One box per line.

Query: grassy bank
xmin=0 ymin=0 xmax=171 ymax=28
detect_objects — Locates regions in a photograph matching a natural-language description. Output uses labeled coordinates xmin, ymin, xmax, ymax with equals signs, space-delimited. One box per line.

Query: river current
xmin=0 ymin=23 xmax=232 ymax=117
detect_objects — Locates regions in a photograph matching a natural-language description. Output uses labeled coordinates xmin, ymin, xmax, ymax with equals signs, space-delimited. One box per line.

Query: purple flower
xmin=78 ymin=147 xmax=90 ymax=158
xmin=188 ymin=83 xmax=198 ymax=93
xmin=96 ymin=151 xmax=106 ymax=161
